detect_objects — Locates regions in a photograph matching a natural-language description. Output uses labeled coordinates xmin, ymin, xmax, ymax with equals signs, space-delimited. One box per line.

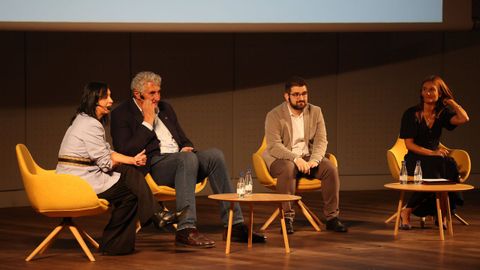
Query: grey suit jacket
xmin=55 ymin=113 xmax=120 ymax=194
xmin=262 ymin=102 xmax=328 ymax=169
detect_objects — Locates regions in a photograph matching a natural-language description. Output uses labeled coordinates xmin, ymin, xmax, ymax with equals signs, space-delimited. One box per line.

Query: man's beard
xmin=290 ymin=100 xmax=306 ymax=111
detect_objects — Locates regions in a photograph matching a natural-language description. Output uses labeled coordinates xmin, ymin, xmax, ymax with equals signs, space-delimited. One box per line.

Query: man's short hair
xmin=130 ymin=71 xmax=162 ymax=95
xmin=285 ymin=76 xmax=307 ymax=93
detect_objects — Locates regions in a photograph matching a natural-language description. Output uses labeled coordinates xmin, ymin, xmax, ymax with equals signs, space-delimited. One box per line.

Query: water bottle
xmin=245 ymin=168 xmax=253 ymax=196
xmin=237 ymin=172 xmax=245 ymax=198
xmin=414 ymin=160 xmax=423 ymax=185
xmin=399 ymin=160 xmax=408 ymax=185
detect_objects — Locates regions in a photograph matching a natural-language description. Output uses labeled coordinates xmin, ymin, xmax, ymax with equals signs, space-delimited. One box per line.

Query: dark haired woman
xmin=56 ymin=82 xmax=182 ymax=255
xmin=399 ymin=75 xmax=469 ymax=229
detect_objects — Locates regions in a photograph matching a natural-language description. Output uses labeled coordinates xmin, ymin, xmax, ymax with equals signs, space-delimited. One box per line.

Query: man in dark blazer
xmin=111 ymin=71 xmax=265 ymax=248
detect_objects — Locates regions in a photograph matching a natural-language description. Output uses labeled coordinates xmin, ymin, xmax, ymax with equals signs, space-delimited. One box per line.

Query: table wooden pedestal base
xmin=209 ymin=193 xmax=301 ymax=254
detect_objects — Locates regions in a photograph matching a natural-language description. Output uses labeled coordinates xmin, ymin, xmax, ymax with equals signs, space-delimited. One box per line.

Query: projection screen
xmin=0 ymin=0 xmax=473 ymax=32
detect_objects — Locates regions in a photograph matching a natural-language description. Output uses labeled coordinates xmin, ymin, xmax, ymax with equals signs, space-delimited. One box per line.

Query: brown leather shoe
xmin=175 ymin=228 xmax=215 ymax=248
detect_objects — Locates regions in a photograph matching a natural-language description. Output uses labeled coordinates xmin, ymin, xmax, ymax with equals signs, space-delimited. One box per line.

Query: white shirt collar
xmin=133 ymin=98 xmax=143 ymax=113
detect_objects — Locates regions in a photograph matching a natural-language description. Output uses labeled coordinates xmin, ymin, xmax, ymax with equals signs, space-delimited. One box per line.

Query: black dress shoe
xmin=326 ymin=217 xmax=348 ymax=232
xmin=223 ymin=223 xmax=267 ymax=243
xmin=152 ymin=205 xmax=188 ymax=230
xmin=280 ymin=218 xmax=294 ymax=235
xmin=175 ymin=228 xmax=215 ymax=248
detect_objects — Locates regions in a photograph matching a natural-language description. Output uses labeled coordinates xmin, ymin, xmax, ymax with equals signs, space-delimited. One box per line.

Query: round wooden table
xmin=208 ymin=193 xmax=301 ymax=254
xmin=384 ymin=182 xmax=474 ymax=240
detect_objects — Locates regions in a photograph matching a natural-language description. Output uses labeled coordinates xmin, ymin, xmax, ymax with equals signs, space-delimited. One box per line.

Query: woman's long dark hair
xmin=71 ymin=82 xmax=109 ymax=125
xmin=415 ymin=75 xmax=455 ymax=122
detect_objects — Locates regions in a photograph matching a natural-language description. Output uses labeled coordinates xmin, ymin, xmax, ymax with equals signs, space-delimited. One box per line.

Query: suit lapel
xmin=303 ymin=104 xmax=310 ymax=143
xmin=281 ymin=102 xmax=293 ymax=146
xmin=128 ymin=99 xmax=145 ymax=126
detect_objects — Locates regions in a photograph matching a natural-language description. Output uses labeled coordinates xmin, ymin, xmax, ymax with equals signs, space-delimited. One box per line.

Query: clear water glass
xmin=414 ymin=160 xmax=423 ymax=185
xmin=237 ymin=177 xmax=245 ymax=198
xmin=399 ymin=160 xmax=408 ymax=185
xmin=245 ymin=169 xmax=253 ymax=196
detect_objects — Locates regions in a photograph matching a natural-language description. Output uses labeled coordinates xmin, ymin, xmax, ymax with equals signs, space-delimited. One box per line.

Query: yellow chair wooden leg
xmin=260 ymin=208 xmax=279 ymax=231
xmin=38 ymin=225 xmax=63 ymax=255
xmin=26 ymin=224 xmax=64 ymax=261
xmin=68 ymin=224 xmax=96 ymax=262
xmin=81 ymin=229 xmax=100 ymax=249
xmin=454 ymin=213 xmax=469 ymax=225
xmin=298 ymin=200 xmax=320 ymax=232
xmin=303 ymin=202 xmax=323 ymax=227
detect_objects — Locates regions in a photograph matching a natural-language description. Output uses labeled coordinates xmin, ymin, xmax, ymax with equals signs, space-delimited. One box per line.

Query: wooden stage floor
xmin=0 ymin=189 xmax=479 ymax=270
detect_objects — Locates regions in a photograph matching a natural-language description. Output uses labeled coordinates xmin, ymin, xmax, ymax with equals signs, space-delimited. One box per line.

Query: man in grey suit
xmin=262 ymin=76 xmax=347 ymax=234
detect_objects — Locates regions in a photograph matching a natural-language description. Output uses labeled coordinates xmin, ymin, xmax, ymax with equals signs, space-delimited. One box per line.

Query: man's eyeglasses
xmin=289 ymin=92 xmax=308 ymax=98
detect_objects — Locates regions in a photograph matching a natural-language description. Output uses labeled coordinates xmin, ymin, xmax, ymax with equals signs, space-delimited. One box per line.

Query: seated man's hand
xmin=294 ymin=158 xmax=310 ymax=174
xmin=180 ymin=147 xmax=194 ymax=152
xmin=307 ymin=160 xmax=319 ymax=169
xmin=142 ymin=99 xmax=157 ymax=125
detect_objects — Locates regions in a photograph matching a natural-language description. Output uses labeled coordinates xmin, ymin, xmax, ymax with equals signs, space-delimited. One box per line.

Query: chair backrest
xmin=386 ymin=138 xmax=408 ymax=180
xmin=16 ymin=144 xmax=107 ymax=215
xmin=16 ymin=144 xmax=51 ymax=210
xmin=449 ymin=149 xmax=471 ymax=183
xmin=386 ymin=138 xmax=471 ymax=182
xmin=16 ymin=144 xmax=48 ymax=176
xmin=252 ymin=137 xmax=276 ymax=188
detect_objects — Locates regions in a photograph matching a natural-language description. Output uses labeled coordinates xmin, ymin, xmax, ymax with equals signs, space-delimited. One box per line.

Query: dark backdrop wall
xmin=1 ymin=31 xmax=479 ymax=207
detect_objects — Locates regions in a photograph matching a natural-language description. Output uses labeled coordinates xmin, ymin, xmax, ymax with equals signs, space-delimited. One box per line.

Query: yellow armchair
xmin=16 ymin=144 xmax=109 ymax=262
xmin=252 ymin=137 xmax=338 ymax=232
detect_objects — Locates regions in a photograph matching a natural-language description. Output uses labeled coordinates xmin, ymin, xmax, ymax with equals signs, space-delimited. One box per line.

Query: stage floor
xmin=1 ymin=189 xmax=479 ymax=270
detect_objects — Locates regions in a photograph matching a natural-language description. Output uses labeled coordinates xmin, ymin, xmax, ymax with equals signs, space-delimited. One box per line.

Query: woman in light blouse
xmin=56 ymin=82 xmax=180 ymax=255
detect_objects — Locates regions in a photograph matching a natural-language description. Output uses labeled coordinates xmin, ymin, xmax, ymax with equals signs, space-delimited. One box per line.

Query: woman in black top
xmin=399 ymin=75 xmax=469 ymax=229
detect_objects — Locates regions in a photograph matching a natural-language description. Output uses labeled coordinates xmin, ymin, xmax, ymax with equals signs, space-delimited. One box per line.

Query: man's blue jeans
xmin=150 ymin=148 xmax=244 ymax=230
